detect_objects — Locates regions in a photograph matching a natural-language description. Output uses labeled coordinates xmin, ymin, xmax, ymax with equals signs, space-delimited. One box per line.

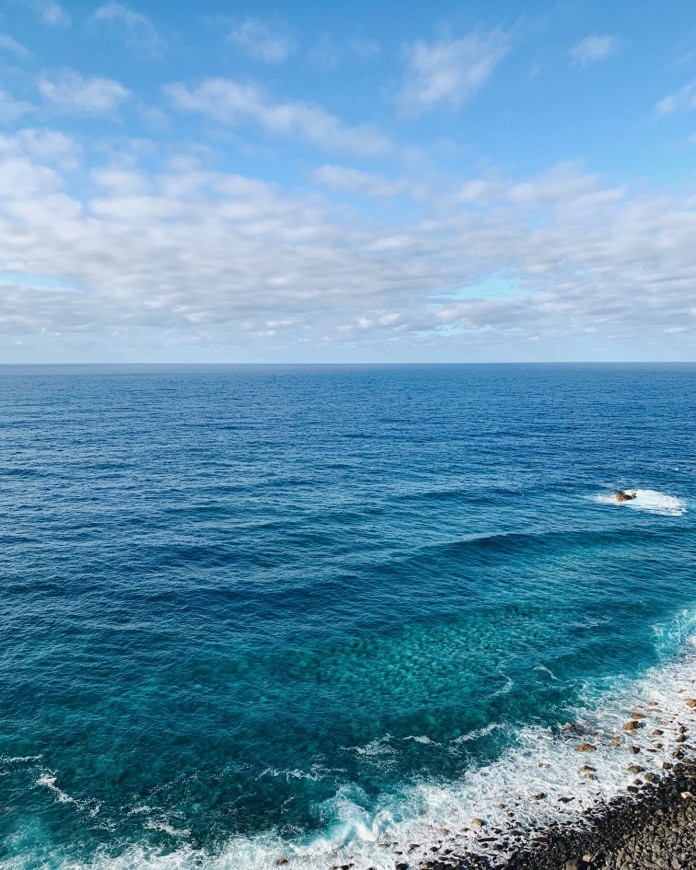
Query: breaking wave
xmin=594 ymin=488 xmax=686 ymax=517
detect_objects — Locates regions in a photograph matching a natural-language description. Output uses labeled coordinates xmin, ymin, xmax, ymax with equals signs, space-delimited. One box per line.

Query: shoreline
xmin=421 ymin=755 xmax=696 ymax=870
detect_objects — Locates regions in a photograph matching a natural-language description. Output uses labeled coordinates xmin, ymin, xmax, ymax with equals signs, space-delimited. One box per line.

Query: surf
xmin=595 ymin=488 xmax=686 ymax=517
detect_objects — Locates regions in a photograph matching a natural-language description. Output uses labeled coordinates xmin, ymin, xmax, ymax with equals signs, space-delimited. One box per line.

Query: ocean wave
xmin=594 ymin=488 xmax=686 ymax=516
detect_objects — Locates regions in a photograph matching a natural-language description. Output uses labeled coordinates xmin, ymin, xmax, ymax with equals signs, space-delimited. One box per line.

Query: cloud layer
xmin=0 ymin=130 xmax=694 ymax=360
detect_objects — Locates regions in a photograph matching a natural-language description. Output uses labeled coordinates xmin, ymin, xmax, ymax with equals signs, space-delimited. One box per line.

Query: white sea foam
xmin=450 ymin=721 xmax=504 ymax=744
xmin=143 ymin=820 xmax=191 ymax=838
xmin=0 ymin=754 xmax=42 ymax=764
xmin=36 ymin=773 xmax=101 ymax=817
xmin=594 ymin=488 xmax=686 ymax=516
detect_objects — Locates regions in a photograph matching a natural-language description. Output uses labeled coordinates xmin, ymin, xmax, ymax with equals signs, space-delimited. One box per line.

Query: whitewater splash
xmin=595 ymin=488 xmax=686 ymax=517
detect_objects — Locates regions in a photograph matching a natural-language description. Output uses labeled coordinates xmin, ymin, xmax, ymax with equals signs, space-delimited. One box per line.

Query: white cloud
xmin=656 ymin=80 xmax=696 ymax=115
xmin=227 ymin=18 xmax=292 ymax=63
xmin=569 ymin=35 xmax=618 ymax=65
xmin=398 ymin=32 xmax=508 ymax=115
xmin=37 ymin=69 xmax=132 ymax=116
xmin=0 ymin=133 xmax=695 ymax=360
xmin=0 ymin=88 xmax=33 ymax=122
xmin=0 ymin=128 xmax=81 ymax=169
xmin=312 ymin=164 xmax=402 ymax=197
xmin=0 ymin=33 xmax=31 ymax=59
xmin=91 ymin=2 xmax=166 ymax=57
xmin=306 ymin=36 xmax=379 ymax=70
xmin=29 ymin=0 xmax=71 ymax=27
xmin=165 ymin=78 xmax=391 ymax=157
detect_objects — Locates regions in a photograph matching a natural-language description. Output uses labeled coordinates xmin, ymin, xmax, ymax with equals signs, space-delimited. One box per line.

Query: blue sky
xmin=1 ymin=0 xmax=696 ymax=362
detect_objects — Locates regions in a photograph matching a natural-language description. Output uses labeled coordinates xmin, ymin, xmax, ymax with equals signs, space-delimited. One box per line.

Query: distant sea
xmin=1 ymin=364 xmax=695 ymax=869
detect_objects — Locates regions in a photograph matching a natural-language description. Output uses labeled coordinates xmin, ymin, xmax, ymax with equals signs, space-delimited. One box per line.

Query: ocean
xmin=1 ymin=363 xmax=694 ymax=869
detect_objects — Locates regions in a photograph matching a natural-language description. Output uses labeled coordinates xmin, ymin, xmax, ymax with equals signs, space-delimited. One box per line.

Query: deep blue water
xmin=1 ymin=364 xmax=695 ymax=867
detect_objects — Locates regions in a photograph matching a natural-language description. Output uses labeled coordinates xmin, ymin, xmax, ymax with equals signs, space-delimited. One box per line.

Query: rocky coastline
xmin=322 ymin=684 xmax=696 ymax=870
xmin=420 ymin=752 xmax=696 ymax=870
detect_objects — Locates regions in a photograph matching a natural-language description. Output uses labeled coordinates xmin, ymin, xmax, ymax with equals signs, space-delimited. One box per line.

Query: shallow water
xmin=1 ymin=364 xmax=695 ymax=868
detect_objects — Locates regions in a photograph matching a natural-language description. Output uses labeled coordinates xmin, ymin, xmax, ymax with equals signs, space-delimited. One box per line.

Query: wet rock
xmin=276 ymin=860 xmax=288 ymax=866
xmin=631 ymin=712 xmax=647 ymax=720
xmin=624 ymin=721 xmax=642 ymax=731
xmin=628 ymin=765 xmax=645 ymax=774
xmin=685 ymin=699 xmax=696 ymax=708
xmin=653 ymin=729 xmax=665 ymax=736
xmin=577 ymin=742 xmax=596 ymax=752
xmin=532 ymin=793 xmax=546 ymax=801
xmin=471 ymin=818 xmax=484 ymax=828
xmin=629 ymin=746 xmax=641 ymax=754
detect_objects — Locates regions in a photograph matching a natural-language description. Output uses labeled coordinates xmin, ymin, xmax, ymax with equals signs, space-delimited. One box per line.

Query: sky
xmin=1 ymin=0 xmax=696 ymax=363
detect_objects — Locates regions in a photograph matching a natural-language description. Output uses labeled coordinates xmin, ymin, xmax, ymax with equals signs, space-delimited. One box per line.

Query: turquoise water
xmin=0 ymin=364 xmax=694 ymax=867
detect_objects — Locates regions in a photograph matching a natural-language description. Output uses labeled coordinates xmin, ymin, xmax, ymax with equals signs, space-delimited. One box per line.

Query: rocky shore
xmin=414 ymin=691 xmax=696 ymax=870
xmin=421 ymin=760 xmax=696 ymax=870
